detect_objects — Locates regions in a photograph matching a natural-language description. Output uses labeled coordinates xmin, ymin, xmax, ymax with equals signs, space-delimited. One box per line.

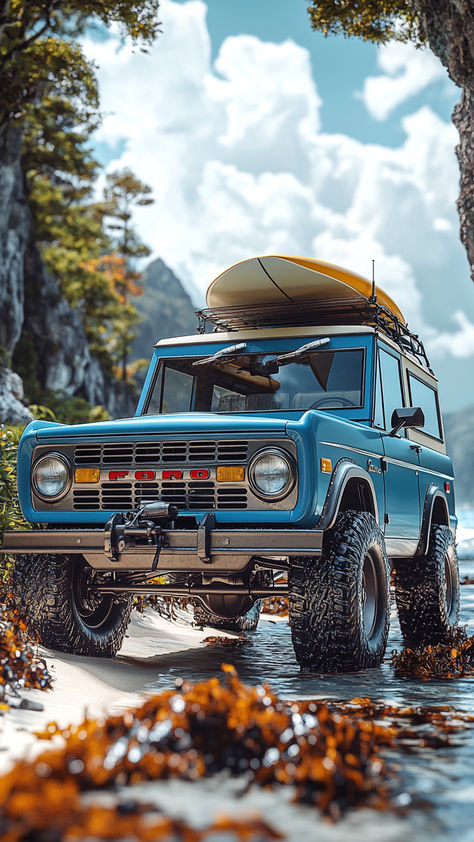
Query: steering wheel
xmin=308 ymin=396 xmax=356 ymax=409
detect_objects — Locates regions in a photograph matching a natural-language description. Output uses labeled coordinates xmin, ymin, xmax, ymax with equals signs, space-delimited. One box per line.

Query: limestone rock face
xmin=417 ymin=0 xmax=474 ymax=280
xmin=22 ymin=236 xmax=136 ymax=418
xmin=0 ymin=124 xmax=136 ymax=422
xmin=0 ymin=127 xmax=29 ymax=355
xmin=0 ymin=367 xmax=33 ymax=425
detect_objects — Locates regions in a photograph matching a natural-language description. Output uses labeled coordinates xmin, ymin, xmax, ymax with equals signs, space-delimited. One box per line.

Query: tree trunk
xmin=0 ymin=1 xmax=12 ymax=44
xmin=415 ymin=0 xmax=474 ymax=281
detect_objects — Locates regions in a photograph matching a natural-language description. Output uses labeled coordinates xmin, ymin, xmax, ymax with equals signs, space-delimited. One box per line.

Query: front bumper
xmin=1 ymin=526 xmax=323 ymax=573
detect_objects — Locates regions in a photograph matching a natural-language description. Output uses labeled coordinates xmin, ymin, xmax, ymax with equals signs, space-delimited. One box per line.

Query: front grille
xmin=74 ymin=440 xmax=249 ymax=466
xmin=36 ymin=437 xmax=297 ymax=513
xmin=72 ymin=480 xmax=248 ymax=511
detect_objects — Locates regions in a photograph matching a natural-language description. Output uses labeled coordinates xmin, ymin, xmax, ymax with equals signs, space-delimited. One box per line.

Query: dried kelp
xmin=2 ymin=797 xmax=282 ymax=842
xmin=203 ymin=635 xmax=245 ymax=646
xmin=0 ymin=598 xmax=53 ymax=704
xmin=298 ymin=697 xmax=474 ymax=749
xmin=261 ymin=597 xmax=288 ymax=617
xmin=0 ymin=664 xmax=397 ymax=840
xmin=392 ymin=628 xmax=474 ymax=679
xmin=3 ymin=665 xmax=474 ymax=839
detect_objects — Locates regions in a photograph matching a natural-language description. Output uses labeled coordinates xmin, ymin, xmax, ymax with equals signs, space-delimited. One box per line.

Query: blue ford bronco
xmin=3 ymin=256 xmax=460 ymax=672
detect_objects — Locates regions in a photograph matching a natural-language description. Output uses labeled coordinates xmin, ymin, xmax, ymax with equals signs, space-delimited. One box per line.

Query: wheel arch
xmin=416 ymin=483 xmax=450 ymax=556
xmin=316 ymin=459 xmax=379 ymax=530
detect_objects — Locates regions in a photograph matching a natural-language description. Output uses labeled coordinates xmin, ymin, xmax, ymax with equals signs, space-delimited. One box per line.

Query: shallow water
xmin=143 ymin=561 xmax=474 ymax=840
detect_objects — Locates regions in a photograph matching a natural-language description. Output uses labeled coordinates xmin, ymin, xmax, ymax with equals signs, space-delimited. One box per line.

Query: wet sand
xmin=1 ymin=561 xmax=474 ymax=841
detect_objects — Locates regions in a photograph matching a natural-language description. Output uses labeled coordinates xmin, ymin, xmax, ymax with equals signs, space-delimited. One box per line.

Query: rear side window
xmin=379 ymin=348 xmax=404 ymax=430
xmin=408 ymin=373 xmax=442 ymax=440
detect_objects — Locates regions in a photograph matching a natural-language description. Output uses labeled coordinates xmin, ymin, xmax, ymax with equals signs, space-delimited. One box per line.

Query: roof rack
xmin=196 ymin=297 xmax=433 ymax=373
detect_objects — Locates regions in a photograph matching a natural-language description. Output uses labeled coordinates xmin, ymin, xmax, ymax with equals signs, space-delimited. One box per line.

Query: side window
xmin=379 ymin=348 xmax=404 ymax=430
xmin=145 ymin=363 xmax=163 ymax=415
xmin=162 ymin=367 xmax=194 ymax=413
xmin=408 ymin=374 xmax=442 ymax=439
xmin=373 ymin=353 xmax=384 ymax=428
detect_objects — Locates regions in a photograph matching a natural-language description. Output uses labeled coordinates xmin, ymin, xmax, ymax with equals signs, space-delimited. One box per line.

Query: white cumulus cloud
xmin=427 ymin=311 xmax=474 ymax=358
xmin=360 ymin=42 xmax=447 ymax=121
xmin=82 ymin=0 xmax=471 ymax=378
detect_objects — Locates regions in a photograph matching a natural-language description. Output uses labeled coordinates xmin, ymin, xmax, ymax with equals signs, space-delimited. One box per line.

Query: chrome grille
xmin=74 ymin=440 xmax=249 ymax=465
xmin=72 ymin=479 xmax=247 ymax=511
xmin=37 ymin=437 xmax=297 ymax=513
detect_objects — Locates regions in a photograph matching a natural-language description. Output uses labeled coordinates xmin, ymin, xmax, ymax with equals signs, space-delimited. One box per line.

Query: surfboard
xmin=206 ymin=255 xmax=406 ymax=326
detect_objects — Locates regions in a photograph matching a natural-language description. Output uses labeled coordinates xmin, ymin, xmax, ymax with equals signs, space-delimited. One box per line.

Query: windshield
xmin=144 ymin=347 xmax=365 ymax=415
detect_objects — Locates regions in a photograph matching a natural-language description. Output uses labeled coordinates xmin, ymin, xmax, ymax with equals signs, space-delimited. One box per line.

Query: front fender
xmin=315 ymin=459 xmax=379 ymax=530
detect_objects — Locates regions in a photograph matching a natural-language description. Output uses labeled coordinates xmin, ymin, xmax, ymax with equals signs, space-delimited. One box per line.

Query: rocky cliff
xmin=0 ymin=125 xmax=136 ymax=424
xmin=417 ymin=0 xmax=474 ymax=281
xmin=444 ymin=403 xmax=474 ymax=508
xmin=131 ymin=257 xmax=197 ymax=363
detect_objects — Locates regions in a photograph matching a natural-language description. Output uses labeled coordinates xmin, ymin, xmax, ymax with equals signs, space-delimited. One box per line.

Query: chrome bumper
xmin=2 ymin=526 xmax=323 ymax=573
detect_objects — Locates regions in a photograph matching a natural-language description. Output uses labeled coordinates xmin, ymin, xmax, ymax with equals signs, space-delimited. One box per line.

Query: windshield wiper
xmin=276 ymin=337 xmax=330 ymax=366
xmin=192 ymin=342 xmax=248 ymax=367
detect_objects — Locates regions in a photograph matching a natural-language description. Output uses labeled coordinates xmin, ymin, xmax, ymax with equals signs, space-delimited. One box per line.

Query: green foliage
xmin=103 ymin=168 xmax=154 ymax=262
xmin=307 ymin=0 xmax=424 ymax=45
xmin=30 ymin=391 xmax=111 ymax=425
xmin=10 ymin=330 xmax=38 ymax=401
xmin=0 ymin=345 xmax=11 ymax=369
xmin=0 ymin=426 xmax=29 ymax=559
xmin=28 ymin=404 xmax=56 ymax=421
xmin=0 ymin=1 xmax=161 ymax=126
xmin=2 ymin=0 xmax=159 ymax=393
xmin=101 ymin=169 xmax=155 ymax=381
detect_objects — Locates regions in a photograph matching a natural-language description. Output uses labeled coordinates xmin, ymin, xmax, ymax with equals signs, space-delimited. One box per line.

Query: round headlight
xmin=33 ymin=453 xmax=71 ymax=500
xmin=249 ymin=448 xmax=295 ymax=500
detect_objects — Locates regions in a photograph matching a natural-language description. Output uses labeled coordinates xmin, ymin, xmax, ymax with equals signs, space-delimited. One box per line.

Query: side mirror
xmin=389 ymin=406 xmax=424 ymax=437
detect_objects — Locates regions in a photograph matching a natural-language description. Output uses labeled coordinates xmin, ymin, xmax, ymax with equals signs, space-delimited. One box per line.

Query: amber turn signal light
xmin=75 ymin=468 xmax=100 ymax=483
xmin=216 ymin=466 xmax=245 ymax=482
xmin=320 ymin=458 xmax=332 ymax=473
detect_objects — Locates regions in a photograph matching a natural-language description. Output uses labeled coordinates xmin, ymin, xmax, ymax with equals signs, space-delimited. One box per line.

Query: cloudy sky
xmin=83 ymin=0 xmax=474 ymax=411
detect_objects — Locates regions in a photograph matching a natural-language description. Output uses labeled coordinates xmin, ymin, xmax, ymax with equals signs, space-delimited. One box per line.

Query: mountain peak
xmin=131 ymin=257 xmax=197 ymax=361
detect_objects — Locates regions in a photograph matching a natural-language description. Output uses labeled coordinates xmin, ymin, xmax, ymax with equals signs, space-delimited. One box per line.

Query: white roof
xmin=154 ymin=324 xmax=434 ymax=378
xmin=155 ymin=324 xmax=376 ymax=347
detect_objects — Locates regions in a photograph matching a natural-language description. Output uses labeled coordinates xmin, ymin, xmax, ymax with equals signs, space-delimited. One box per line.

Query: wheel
xmin=394 ymin=524 xmax=460 ymax=644
xmin=288 ymin=510 xmax=390 ymax=672
xmin=193 ymin=600 xmax=262 ymax=632
xmin=12 ymin=554 xmax=132 ymax=657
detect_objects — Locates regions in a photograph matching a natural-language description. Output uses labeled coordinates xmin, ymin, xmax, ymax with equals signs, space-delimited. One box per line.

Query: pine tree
xmin=101 ymin=169 xmax=155 ymax=381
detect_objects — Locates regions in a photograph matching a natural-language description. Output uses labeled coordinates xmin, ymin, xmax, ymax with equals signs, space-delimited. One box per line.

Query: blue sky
xmin=87 ymin=0 xmax=474 ymax=411
xmin=182 ymin=0 xmax=458 ymax=145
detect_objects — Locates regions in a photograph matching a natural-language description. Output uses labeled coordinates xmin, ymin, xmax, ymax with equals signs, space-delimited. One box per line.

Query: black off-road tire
xmin=12 ymin=554 xmax=132 ymax=657
xmin=394 ymin=524 xmax=460 ymax=645
xmin=193 ymin=600 xmax=262 ymax=632
xmin=289 ymin=510 xmax=390 ymax=672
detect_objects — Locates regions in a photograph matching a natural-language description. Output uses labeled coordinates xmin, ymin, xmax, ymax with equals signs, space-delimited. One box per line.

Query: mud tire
xmin=193 ymin=600 xmax=262 ymax=632
xmin=394 ymin=524 xmax=460 ymax=645
xmin=288 ymin=510 xmax=390 ymax=672
xmin=12 ymin=554 xmax=132 ymax=657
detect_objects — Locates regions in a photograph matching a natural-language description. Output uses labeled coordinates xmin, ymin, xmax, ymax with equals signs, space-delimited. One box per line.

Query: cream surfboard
xmin=206 ymin=255 xmax=406 ymax=326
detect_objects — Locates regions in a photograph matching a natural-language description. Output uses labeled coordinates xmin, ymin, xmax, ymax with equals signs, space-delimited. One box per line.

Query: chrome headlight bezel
xmin=32 ymin=452 xmax=72 ymax=502
xmin=248 ymin=447 xmax=296 ymax=501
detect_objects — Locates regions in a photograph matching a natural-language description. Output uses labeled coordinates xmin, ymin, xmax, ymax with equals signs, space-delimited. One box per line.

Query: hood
xmin=32 ymin=412 xmax=289 ymax=441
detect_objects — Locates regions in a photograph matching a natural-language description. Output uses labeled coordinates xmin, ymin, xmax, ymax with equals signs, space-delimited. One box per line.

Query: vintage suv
xmin=3 ymin=256 xmax=460 ymax=672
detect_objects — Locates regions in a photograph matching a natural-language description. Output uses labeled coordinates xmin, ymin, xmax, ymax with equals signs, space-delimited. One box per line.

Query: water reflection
xmin=142 ymin=562 xmax=474 ymax=841
xmin=147 ymin=563 xmax=474 ymax=710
